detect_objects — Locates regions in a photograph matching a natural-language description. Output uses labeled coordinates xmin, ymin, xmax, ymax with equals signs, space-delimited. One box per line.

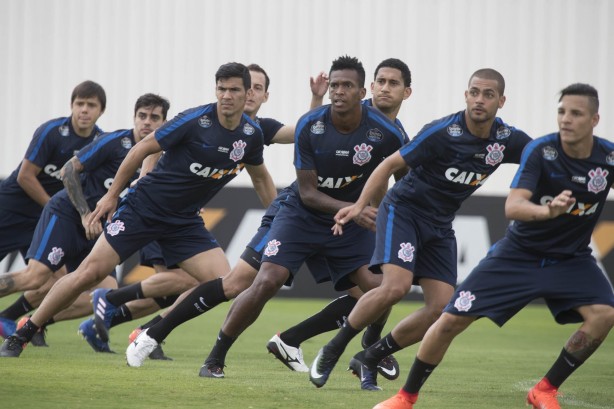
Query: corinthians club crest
xmin=353 ymin=143 xmax=373 ymax=166
xmin=587 ymin=167 xmax=609 ymax=193
xmin=485 ymin=143 xmax=505 ymax=166
xmin=230 ymin=140 xmax=247 ymax=162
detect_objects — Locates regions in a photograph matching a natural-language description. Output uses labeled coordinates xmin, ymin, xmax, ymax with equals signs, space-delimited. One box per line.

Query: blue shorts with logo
xmin=444 ymin=237 xmax=614 ymax=326
xmin=370 ymin=200 xmax=457 ymax=286
xmin=105 ymin=200 xmax=219 ymax=267
xmin=260 ymin=194 xmax=373 ymax=291
xmin=25 ymin=207 xmax=95 ymax=272
xmin=246 ymin=188 xmax=333 ymax=284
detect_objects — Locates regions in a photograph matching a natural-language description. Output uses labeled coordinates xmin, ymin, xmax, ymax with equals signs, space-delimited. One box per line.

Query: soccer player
xmin=0 ymin=80 xmax=106 ymax=338
xmin=78 ymin=63 xmax=295 ymax=354
xmin=373 ymin=83 xmax=614 ymax=409
xmin=0 ymin=80 xmax=105 ymax=265
xmin=0 ymin=62 xmax=277 ymax=357
xmin=0 ymin=93 xmax=169 ymax=348
xmin=267 ymin=58 xmax=412 ymax=380
xmin=309 ymin=68 xmax=532 ymax=390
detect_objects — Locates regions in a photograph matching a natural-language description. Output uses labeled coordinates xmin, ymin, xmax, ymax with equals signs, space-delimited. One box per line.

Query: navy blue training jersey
xmin=388 ymin=110 xmax=532 ymax=223
xmin=255 ymin=117 xmax=284 ymax=145
xmin=0 ymin=116 xmax=103 ymax=216
xmin=47 ymin=129 xmax=137 ymax=223
xmin=129 ymin=103 xmax=265 ymax=217
xmin=293 ymin=104 xmax=408 ymax=209
xmin=508 ymin=133 xmax=614 ymax=257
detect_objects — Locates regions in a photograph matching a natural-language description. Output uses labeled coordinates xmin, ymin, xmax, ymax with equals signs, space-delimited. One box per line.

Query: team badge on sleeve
xmin=47 ymin=247 xmax=64 ymax=266
xmin=397 ymin=242 xmax=415 ymax=263
xmin=454 ymin=290 xmax=476 ymax=312
xmin=352 ymin=143 xmax=373 ymax=166
xmin=485 ymin=143 xmax=505 ymax=166
xmin=264 ymin=239 xmax=281 ymax=257
xmin=106 ymin=220 xmax=126 ymax=237
xmin=587 ymin=167 xmax=609 ymax=193
xmin=230 ymin=140 xmax=247 ymax=162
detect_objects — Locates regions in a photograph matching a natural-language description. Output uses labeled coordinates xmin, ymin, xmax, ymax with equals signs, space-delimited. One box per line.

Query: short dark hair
xmin=374 ymin=58 xmax=412 ymax=87
xmin=330 ymin=55 xmax=366 ymax=88
xmin=559 ymin=83 xmax=599 ymax=113
xmin=247 ymin=63 xmax=271 ymax=91
xmin=469 ymin=68 xmax=505 ymax=95
xmin=134 ymin=93 xmax=171 ymax=120
xmin=71 ymin=80 xmax=106 ymax=111
xmin=215 ymin=62 xmax=251 ymax=91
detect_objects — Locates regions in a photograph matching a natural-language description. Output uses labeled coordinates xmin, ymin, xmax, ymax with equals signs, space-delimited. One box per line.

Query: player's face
xmin=557 ymin=95 xmax=599 ymax=147
xmin=133 ymin=106 xmax=165 ymax=141
xmin=371 ymin=67 xmax=411 ymax=116
xmin=70 ymin=96 xmax=104 ymax=133
xmin=464 ymin=77 xmax=505 ymax=124
xmin=216 ymin=77 xmax=248 ymax=118
xmin=328 ymin=69 xmax=366 ymax=114
xmin=244 ymin=71 xmax=269 ymax=118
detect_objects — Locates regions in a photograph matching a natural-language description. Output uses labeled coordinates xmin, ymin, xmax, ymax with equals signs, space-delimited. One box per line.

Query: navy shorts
xmin=139 ymin=241 xmax=167 ymax=267
xmin=0 ymin=209 xmax=39 ymax=261
xmin=245 ymin=188 xmax=334 ymax=285
xmin=25 ymin=207 xmax=94 ymax=272
xmin=260 ymin=195 xmax=374 ymax=291
xmin=370 ymin=200 xmax=457 ymax=286
xmin=105 ymin=201 xmax=219 ymax=267
xmin=444 ymin=237 xmax=614 ymax=326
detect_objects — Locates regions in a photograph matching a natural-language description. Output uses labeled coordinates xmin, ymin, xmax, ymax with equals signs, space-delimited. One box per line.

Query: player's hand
xmin=88 ymin=193 xmax=118 ymax=226
xmin=332 ymin=204 xmax=359 ymax=235
xmin=310 ymin=72 xmax=329 ymax=98
xmin=548 ymin=189 xmax=575 ymax=218
xmin=354 ymin=206 xmax=378 ymax=231
xmin=81 ymin=214 xmax=103 ymax=240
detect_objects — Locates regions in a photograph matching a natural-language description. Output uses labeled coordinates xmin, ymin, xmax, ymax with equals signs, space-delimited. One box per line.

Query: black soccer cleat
xmin=348 ymin=353 xmax=382 ymax=391
xmin=0 ymin=335 xmax=28 ymax=357
xmin=376 ymin=354 xmax=400 ymax=380
xmin=30 ymin=327 xmax=49 ymax=347
xmin=199 ymin=359 xmax=225 ymax=378
xmin=309 ymin=346 xmax=340 ymax=388
xmin=149 ymin=344 xmax=173 ymax=361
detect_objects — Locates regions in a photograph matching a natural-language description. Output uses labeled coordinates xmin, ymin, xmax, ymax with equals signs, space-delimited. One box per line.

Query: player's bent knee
xmin=252 ymin=270 xmax=286 ymax=296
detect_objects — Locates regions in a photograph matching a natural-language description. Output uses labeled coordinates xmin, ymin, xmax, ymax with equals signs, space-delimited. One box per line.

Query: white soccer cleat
xmin=126 ymin=329 xmax=158 ymax=367
xmin=266 ymin=333 xmax=309 ymax=372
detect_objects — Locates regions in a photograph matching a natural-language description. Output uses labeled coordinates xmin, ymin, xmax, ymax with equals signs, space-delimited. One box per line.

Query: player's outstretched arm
xmin=88 ymin=132 xmax=162 ymax=224
xmin=245 ymin=163 xmax=277 ymax=208
xmin=62 ymin=157 xmax=102 ymax=240
xmin=16 ymin=159 xmax=50 ymax=207
xmin=505 ymin=188 xmax=575 ymax=222
xmin=333 ymin=151 xmax=405 ymax=227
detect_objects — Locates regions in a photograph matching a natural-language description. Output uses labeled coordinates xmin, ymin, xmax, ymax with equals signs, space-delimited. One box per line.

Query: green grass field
xmin=0 ymin=295 xmax=612 ymax=409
